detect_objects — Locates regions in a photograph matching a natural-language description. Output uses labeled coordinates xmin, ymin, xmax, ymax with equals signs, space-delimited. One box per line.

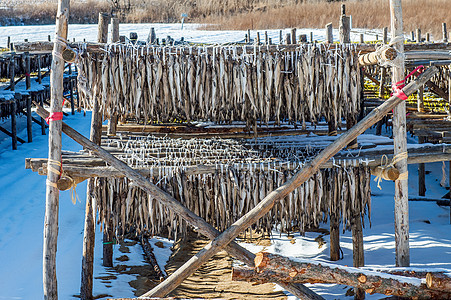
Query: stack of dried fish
xmin=77 ymin=44 xmax=361 ymax=127
xmin=94 ymin=135 xmax=371 ymax=239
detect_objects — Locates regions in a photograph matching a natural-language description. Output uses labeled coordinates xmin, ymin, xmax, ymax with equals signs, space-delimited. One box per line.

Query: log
xmin=141 ymin=67 xmax=439 ymax=298
xmin=358 ymin=48 xmax=397 ymax=66
xmin=232 ymin=253 xmax=451 ymax=299
xmin=339 ymin=15 xmax=351 ymax=44
xmin=32 ymin=103 xmax=321 ymax=300
xmin=418 ymin=136 xmax=426 ymax=196
xmin=390 ymin=0 xmax=410 ymax=268
xmin=43 ymin=0 xmax=70 ymax=299
xmin=326 ymin=23 xmax=333 ymax=43
xmin=426 ymin=272 xmax=451 ymax=292
xmin=110 ymin=17 xmax=120 ymax=43
xmin=141 ymin=236 xmax=166 ymax=281
xmin=370 ymin=166 xmax=400 ymax=181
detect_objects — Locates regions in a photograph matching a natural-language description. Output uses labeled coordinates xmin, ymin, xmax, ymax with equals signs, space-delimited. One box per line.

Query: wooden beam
xmin=390 ymin=0 xmax=410 ymax=268
xmin=140 ymin=67 xmax=438 ymax=298
xmin=43 ymin=0 xmax=70 ymax=299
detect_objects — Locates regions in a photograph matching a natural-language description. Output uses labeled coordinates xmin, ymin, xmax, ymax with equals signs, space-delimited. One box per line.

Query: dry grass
xmin=1 ymin=0 xmax=449 ymax=40
xmin=201 ymin=0 xmax=450 ymax=41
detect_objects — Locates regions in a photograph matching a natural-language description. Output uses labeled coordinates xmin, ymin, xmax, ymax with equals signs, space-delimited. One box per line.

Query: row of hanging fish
xmin=94 ymin=165 xmax=371 ymax=240
xmin=0 ymin=53 xmax=52 ymax=78
xmin=77 ymin=44 xmax=362 ymax=126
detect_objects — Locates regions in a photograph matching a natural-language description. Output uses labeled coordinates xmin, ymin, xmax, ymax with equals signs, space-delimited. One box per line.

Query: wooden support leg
xmin=107 ymin=113 xmax=118 ymax=136
xmin=11 ymin=99 xmax=17 ymax=150
xmin=27 ymin=95 xmax=32 ymax=143
xmin=329 ymin=214 xmax=340 ymax=261
xmin=103 ymin=219 xmax=114 ymax=268
xmin=69 ymin=64 xmax=75 ymax=115
xmin=418 ymin=136 xmax=426 ymax=196
xmin=40 ymin=95 xmax=46 ymax=135
xmin=351 ymin=213 xmax=365 ymax=299
xmin=80 ymin=179 xmax=96 ymax=300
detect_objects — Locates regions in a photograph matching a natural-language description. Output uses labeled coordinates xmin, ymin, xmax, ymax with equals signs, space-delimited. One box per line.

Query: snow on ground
xmin=0 ymin=23 xmax=381 ymax=46
xmin=0 ymin=23 xmax=450 ymax=299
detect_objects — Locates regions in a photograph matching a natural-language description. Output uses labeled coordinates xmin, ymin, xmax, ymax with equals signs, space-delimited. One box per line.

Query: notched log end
xmin=255 ymin=252 xmax=270 ymax=269
xmin=357 ymin=274 xmax=367 ymax=284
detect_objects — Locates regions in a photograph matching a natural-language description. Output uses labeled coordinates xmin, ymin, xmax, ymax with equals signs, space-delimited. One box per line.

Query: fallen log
xmin=140 ymin=66 xmax=438 ymax=298
xmin=426 ymin=272 xmax=451 ymax=293
xmin=141 ymin=236 xmax=166 ymax=281
xmin=232 ymin=252 xmax=451 ymax=299
xmin=32 ymin=103 xmax=322 ymax=300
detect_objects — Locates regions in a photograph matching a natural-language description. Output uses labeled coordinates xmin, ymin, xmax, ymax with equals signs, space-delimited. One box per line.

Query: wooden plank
xmin=140 ymin=67 xmax=438 ymax=298
xmin=43 ymin=0 xmax=69 ymax=299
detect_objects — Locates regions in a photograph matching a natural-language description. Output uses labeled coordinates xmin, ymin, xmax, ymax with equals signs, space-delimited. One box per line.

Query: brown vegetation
xmin=1 ymin=0 xmax=449 ymax=40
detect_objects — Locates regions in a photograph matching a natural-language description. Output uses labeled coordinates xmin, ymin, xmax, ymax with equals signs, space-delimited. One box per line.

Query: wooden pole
xmin=383 ymin=27 xmax=388 ymax=44
xmin=291 ymin=28 xmax=296 ymax=44
xmin=68 ymin=64 xmax=75 ymax=115
xmin=25 ymin=52 xmax=31 ymax=89
xmin=97 ymin=13 xmax=110 ymax=44
xmin=339 ymin=5 xmax=350 ymax=44
xmin=359 ymin=33 xmax=364 ymax=44
xmin=285 ymin=33 xmax=291 ymax=45
xmin=416 ymin=28 xmax=422 ymax=43
xmin=326 ymin=23 xmax=333 ymax=43
xmin=443 ymin=23 xmax=448 ymax=43
xmin=33 ymin=103 xmax=321 ymax=300
xmin=27 ymin=95 xmax=32 ymax=143
xmin=418 ymin=85 xmax=424 ymax=112
xmin=310 ymin=31 xmax=314 ymax=43
xmin=264 ymin=31 xmax=268 ymax=45
xmin=10 ymin=54 xmax=15 ymax=92
xmin=110 ymin=17 xmax=120 ymax=43
xmin=141 ymin=67 xmax=438 ymax=298
xmin=418 ymin=136 xmax=426 ymax=197
xmin=11 ymin=96 xmax=17 ymax=150
xmin=390 ymin=0 xmax=410 ymax=267
xmin=43 ymin=0 xmax=70 ymax=299
xmin=37 ymin=54 xmax=42 ymax=84
xmin=352 ymin=212 xmax=365 ymax=299
xmin=329 ymin=214 xmax=340 ymax=261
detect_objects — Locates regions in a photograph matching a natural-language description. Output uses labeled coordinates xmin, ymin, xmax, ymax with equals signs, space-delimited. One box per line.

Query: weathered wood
xmin=417 ymin=85 xmax=424 ymax=112
xmin=9 ymin=54 xmax=15 ymax=91
xmin=25 ymin=52 xmax=31 ymax=89
xmin=33 ymin=103 xmax=319 ymax=300
xmin=371 ymin=166 xmax=400 ymax=181
xmin=339 ymin=10 xmax=350 ymax=44
xmin=418 ymin=136 xmax=426 ymax=196
xmin=97 ymin=13 xmax=110 ymax=44
xmin=390 ymin=0 xmax=410 ymax=268
xmin=43 ymin=0 xmax=70 ymax=299
xmin=443 ymin=23 xmax=448 ymax=43
xmin=291 ymin=28 xmax=296 ymax=44
xmin=326 ymin=23 xmax=333 ymax=43
xmin=141 ymin=236 xmax=166 ymax=281
xmin=329 ymin=214 xmax=340 ymax=261
xmin=359 ymin=34 xmax=364 ymax=44
xmin=358 ymin=48 xmax=397 ymax=66
xmin=11 ymin=98 xmax=17 ymax=150
xmin=68 ymin=64 xmax=74 ymax=115
xmin=351 ymin=213 xmax=365 ymax=299
xmin=40 ymin=95 xmax=46 ymax=135
xmin=110 ymin=17 xmax=120 ymax=43
xmin=26 ymin=95 xmax=32 ymax=143
xmin=379 ymin=67 xmax=387 ymax=98
xmin=416 ymin=28 xmax=421 ymax=42
xmin=383 ymin=27 xmax=388 ymax=44
xmin=107 ymin=113 xmax=118 ymax=136
xmin=232 ymin=253 xmax=451 ymax=299
xmin=141 ymin=67 xmax=438 ymax=298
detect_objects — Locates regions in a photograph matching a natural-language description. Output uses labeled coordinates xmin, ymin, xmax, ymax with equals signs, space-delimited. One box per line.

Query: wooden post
xmin=390 ymin=0 xmax=410 ymax=267
xmin=10 ymin=53 xmax=15 ymax=92
xmin=11 ymin=96 xmax=17 ymax=150
xmin=279 ymin=30 xmax=283 ymax=44
xmin=97 ymin=13 xmax=110 ymax=44
xmin=48 ymin=34 xmax=51 ymax=42
xmin=418 ymin=136 xmax=426 ymax=197
xmin=443 ymin=23 xmax=448 ymax=43
xmin=329 ymin=214 xmax=340 ymax=261
xmin=25 ymin=52 xmax=31 ymax=89
xmin=68 ymin=64 xmax=75 ymax=115
xmin=383 ymin=27 xmax=388 ymax=44
xmin=248 ymin=29 xmax=251 ymax=43
xmin=107 ymin=113 xmax=118 ymax=136
xmin=7 ymin=36 xmax=10 ymax=49
xmin=352 ymin=212 xmax=365 ymax=299
xmin=379 ymin=68 xmax=387 ymax=98
xmin=111 ymin=17 xmax=119 ymax=43
xmin=339 ymin=7 xmax=351 ymax=43
xmin=410 ymin=31 xmax=415 ymax=42
xmin=285 ymin=33 xmax=291 ymax=45
xmin=426 ymin=33 xmax=430 ymax=42
xmin=27 ymin=95 xmax=32 ymax=143
xmin=264 ymin=31 xmax=268 ymax=45
xmin=326 ymin=23 xmax=333 ymax=43
xmin=37 ymin=54 xmax=42 ymax=84
xmin=359 ymin=33 xmax=364 ymax=44
xmin=256 ymin=32 xmax=260 ymax=44
xmin=416 ymin=28 xmax=421 ymax=42
xmin=418 ymin=85 xmax=424 ymax=113
xmin=39 ymin=95 xmax=46 ymax=135
xmin=375 ymin=34 xmax=379 ymax=41
xmin=291 ymin=28 xmax=296 ymax=44
xmin=43 ymin=1 xmax=70 ymax=298
xmin=140 ymin=67 xmax=438 ymax=298
xmin=149 ymin=27 xmax=156 ymax=44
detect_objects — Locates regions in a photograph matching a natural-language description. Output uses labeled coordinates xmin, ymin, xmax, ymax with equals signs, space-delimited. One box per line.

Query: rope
xmin=374 ymin=151 xmax=408 ymax=190
xmin=391 ymin=65 xmax=425 ymax=100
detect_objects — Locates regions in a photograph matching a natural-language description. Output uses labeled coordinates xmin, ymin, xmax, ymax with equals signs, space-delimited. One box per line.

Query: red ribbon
xmin=391 ymin=65 xmax=425 ymax=100
xmin=45 ymin=112 xmax=63 ymax=124
xmin=25 ymin=73 xmax=30 ymax=77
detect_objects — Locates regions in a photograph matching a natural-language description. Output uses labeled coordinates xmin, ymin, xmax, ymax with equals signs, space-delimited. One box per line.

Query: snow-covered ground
xmin=0 ymin=24 xmax=450 ymax=299
xmin=0 ymin=23 xmax=382 ymax=46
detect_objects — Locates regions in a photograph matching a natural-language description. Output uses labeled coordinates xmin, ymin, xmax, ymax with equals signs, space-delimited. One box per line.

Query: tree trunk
xmin=43 ymin=1 xmax=70 ymax=299
xmin=232 ymin=252 xmax=451 ymax=299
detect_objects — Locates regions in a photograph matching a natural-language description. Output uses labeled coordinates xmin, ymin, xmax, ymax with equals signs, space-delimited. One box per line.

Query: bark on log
xmin=232 ymin=252 xmax=451 ymax=299
xmin=141 ymin=67 xmax=439 ymax=298
xmin=426 ymin=272 xmax=451 ymax=292
xmin=358 ymin=48 xmax=397 ymax=66
xmin=141 ymin=236 xmax=166 ymax=281
xmin=33 ymin=103 xmax=320 ymax=300
xmin=370 ymin=166 xmax=400 ymax=181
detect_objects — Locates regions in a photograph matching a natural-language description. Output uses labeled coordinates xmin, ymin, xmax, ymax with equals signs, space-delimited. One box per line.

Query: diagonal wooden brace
xmin=33 ymin=103 xmax=322 ymax=300
xmin=141 ymin=66 xmax=439 ymax=298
